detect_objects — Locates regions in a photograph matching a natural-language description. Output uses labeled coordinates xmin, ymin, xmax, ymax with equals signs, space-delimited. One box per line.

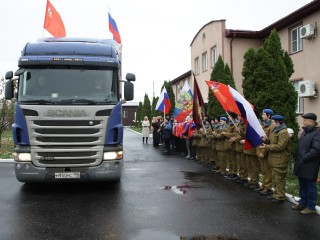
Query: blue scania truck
xmin=5 ymin=37 xmax=135 ymax=182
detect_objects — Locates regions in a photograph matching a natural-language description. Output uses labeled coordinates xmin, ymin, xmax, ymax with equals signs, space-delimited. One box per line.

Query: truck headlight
xmin=12 ymin=152 xmax=32 ymax=161
xmin=103 ymin=151 xmax=123 ymax=160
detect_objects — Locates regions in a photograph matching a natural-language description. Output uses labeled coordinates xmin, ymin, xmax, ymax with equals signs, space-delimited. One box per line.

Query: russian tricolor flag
xmin=228 ymin=86 xmax=266 ymax=150
xmin=156 ymin=86 xmax=171 ymax=115
xmin=108 ymin=9 xmax=121 ymax=44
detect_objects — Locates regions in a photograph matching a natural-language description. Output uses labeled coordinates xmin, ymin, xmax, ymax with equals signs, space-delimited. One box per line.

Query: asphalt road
xmin=0 ymin=128 xmax=320 ymax=240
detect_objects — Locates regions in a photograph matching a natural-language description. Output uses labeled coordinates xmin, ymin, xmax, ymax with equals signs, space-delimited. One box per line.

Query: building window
xmin=123 ymin=110 xmax=128 ymax=118
xmin=195 ymin=57 xmax=200 ymax=75
xmin=202 ymin=51 xmax=208 ymax=72
xmin=291 ymin=26 xmax=303 ymax=53
xmin=293 ymin=81 xmax=304 ymax=113
xmin=211 ymin=46 xmax=217 ymax=67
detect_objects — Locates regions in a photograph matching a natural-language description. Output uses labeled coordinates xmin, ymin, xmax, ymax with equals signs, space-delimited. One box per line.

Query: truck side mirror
xmin=5 ymin=80 xmax=14 ymax=100
xmin=126 ymin=73 xmax=135 ymax=82
xmin=124 ymin=81 xmax=134 ymax=101
xmin=5 ymin=71 xmax=13 ymax=80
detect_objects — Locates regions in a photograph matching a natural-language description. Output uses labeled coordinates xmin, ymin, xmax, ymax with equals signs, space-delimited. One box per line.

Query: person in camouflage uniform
xmin=210 ymin=118 xmax=220 ymax=171
xmin=256 ymin=109 xmax=274 ymax=195
xmin=244 ymin=135 xmax=261 ymax=189
xmin=261 ymin=114 xmax=291 ymax=203
xmin=202 ymin=120 xmax=213 ymax=166
xmin=222 ymin=111 xmax=239 ymax=179
xmin=213 ymin=117 xmax=228 ymax=175
xmin=234 ymin=115 xmax=247 ymax=183
xmin=194 ymin=127 xmax=205 ymax=162
xmin=191 ymin=128 xmax=201 ymax=160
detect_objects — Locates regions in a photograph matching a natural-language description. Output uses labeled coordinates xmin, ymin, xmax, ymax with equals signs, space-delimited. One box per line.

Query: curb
xmin=0 ymin=159 xmax=13 ymax=162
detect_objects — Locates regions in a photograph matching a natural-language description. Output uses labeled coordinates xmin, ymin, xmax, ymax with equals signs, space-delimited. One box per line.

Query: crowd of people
xmin=141 ymin=110 xmax=320 ymax=215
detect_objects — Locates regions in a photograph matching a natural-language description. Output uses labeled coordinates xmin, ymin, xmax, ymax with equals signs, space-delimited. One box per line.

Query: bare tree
xmin=0 ymin=77 xmax=14 ymax=147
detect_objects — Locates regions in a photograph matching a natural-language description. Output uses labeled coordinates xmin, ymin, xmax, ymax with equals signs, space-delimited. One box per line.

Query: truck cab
xmin=5 ymin=38 xmax=135 ymax=182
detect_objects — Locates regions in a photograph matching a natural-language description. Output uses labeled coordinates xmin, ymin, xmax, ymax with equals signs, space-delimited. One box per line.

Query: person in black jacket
xmin=151 ymin=117 xmax=161 ymax=147
xmin=292 ymin=113 xmax=320 ymax=215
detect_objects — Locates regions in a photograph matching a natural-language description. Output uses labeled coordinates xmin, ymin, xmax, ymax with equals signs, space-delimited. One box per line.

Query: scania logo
xmin=47 ymin=109 xmax=88 ymax=117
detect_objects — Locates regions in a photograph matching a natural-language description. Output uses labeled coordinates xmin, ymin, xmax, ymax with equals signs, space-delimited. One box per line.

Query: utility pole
xmin=153 ymin=82 xmax=155 ymax=98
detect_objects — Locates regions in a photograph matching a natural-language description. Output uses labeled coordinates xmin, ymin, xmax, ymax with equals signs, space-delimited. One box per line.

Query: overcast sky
xmin=0 ymin=0 xmax=313 ymax=101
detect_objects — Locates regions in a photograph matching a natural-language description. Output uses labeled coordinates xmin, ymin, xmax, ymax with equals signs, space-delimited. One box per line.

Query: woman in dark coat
xmin=151 ymin=117 xmax=161 ymax=147
xmin=293 ymin=113 xmax=320 ymax=215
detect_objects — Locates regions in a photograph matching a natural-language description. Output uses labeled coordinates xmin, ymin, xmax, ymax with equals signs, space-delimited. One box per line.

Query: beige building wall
xmin=190 ymin=20 xmax=263 ymax=100
xmin=190 ymin=20 xmax=226 ymax=101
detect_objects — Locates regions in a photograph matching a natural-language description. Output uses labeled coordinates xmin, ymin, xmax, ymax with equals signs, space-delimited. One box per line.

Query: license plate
xmin=55 ymin=172 xmax=80 ymax=179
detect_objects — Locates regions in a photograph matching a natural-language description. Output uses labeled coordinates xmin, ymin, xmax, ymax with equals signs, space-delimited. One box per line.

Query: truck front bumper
xmin=14 ymin=161 xmax=122 ymax=183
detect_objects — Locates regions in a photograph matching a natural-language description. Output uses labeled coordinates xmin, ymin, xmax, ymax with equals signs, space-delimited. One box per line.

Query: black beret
xmin=302 ymin=113 xmax=317 ymax=121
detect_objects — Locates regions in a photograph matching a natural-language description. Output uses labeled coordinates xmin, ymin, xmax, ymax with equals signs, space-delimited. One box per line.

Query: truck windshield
xmin=18 ymin=68 xmax=119 ymax=105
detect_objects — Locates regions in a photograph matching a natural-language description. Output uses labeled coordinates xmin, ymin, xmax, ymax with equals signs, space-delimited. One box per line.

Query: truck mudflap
xmin=14 ymin=161 xmax=122 ymax=183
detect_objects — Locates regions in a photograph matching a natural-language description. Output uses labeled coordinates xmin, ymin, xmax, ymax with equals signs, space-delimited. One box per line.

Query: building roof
xmin=171 ymin=70 xmax=192 ymax=84
xmin=190 ymin=20 xmax=226 ymax=46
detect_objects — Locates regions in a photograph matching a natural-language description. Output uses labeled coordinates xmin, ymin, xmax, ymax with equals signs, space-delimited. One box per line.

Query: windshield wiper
xmin=57 ymin=99 xmax=97 ymax=105
xmin=19 ymin=100 xmax=56 ymax=105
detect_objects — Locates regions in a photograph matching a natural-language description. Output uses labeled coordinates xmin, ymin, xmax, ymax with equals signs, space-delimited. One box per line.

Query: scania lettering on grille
xmin=47 ymin=109 xmax=88 ymax=117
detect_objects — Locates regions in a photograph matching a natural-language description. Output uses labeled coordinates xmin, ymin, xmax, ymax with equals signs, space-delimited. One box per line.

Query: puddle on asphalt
xmin=162 ymin=185 xmax=189 ymax=195
xmin=162 ymin=171 xmax=207 ymax=195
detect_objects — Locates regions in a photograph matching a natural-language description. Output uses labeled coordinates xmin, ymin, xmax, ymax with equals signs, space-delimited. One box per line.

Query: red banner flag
xmin=205 ymin=80 xmax=240 ymax=115
xmin=44 ymin=0 xmax=66 ymax=37
xmin=193 ymin=75 xmax=205 ymax=127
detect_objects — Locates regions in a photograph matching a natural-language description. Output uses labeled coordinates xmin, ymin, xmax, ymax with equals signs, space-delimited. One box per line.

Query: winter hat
xmin=302 ymin=113 xmax=317 ymax=121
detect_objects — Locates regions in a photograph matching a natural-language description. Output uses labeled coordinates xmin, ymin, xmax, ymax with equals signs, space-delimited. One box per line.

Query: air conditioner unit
xmin=298 ymin=80 xmax=316 ymax=97
xmin=300 ymin=24 xmax=315 ymax=38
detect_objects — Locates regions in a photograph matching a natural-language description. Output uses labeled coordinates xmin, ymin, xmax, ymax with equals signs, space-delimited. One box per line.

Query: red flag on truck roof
xmin=43 ymin=0 xmax=66 ymax=37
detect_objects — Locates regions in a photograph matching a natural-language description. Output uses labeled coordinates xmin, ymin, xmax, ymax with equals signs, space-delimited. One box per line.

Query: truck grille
xmin=27 ymin=118 xmax=107 ymax=167
xmin=30 ymin=120 xmax=104 ymax=145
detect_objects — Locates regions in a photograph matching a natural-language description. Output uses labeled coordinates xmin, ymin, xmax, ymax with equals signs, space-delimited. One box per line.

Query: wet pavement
xmin=0 ymin=128 xmax=320 ymax=240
